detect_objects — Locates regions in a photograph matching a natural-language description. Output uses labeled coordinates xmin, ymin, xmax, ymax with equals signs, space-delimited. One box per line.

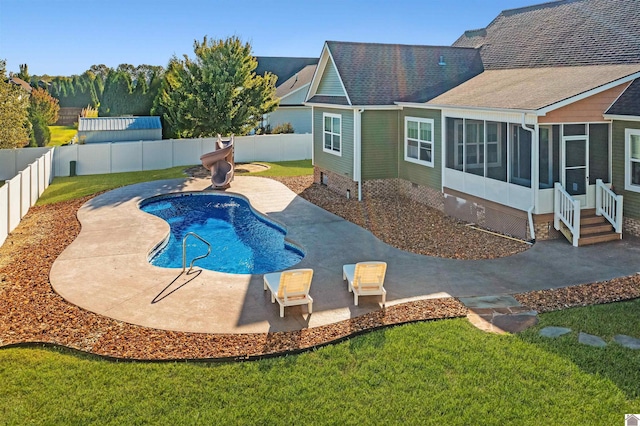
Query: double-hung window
xmin=625 ymin=128 xmax=640 ymax=193
xmin=405 ymin=117 xmax=434 ymax=167
xmin=323 ymin=113 xmax=341 ymax=155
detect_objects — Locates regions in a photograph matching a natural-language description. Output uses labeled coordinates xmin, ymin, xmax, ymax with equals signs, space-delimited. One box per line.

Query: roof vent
xmin=438 ymin=55 xmax=446 ymax=66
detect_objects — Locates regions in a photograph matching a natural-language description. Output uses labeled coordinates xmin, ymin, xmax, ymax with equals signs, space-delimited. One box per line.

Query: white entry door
xmin=562 ymin=136 xmax=589 ymax=206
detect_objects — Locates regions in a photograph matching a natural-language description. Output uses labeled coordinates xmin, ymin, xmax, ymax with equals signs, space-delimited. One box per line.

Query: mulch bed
xmin=0 ymin=173 xmax=638 ymax=361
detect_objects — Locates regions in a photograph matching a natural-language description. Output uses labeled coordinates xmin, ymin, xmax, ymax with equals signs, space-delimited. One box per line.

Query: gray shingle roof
xmin=427 ymin=64 xmax=640 ymax=111
xmin=453 ymin=0 xmax=640 ymax=69
xmin=606 ymin=79 xmax=640 ymax=117
xmin=322 ymin=41 xmax=484 ymax=106
xmin=78 ymin=116 xmax=161 ymax=131
xmin=275 ymin=64 xmax=317 ymax=99
xmin=255 ymin=57 xmax=318 ymax=84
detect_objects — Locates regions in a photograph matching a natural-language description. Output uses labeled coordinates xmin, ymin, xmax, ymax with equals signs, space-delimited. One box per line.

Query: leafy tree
xmin=0 ymin=60 xmax=30 ymax=148
xmin=152 ymin=36 xmax=279 ymax=138
xmin=29 ymin=87 xmax=60 ymax=124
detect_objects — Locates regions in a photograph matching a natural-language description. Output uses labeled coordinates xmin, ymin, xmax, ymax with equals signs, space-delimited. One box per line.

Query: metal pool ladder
xmin=182 ymin=232 xmax=212 ymax=273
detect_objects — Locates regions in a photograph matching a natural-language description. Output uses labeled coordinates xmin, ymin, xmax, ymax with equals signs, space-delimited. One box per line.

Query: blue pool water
xmin=140 ymin=192 xmax=304 ymax=274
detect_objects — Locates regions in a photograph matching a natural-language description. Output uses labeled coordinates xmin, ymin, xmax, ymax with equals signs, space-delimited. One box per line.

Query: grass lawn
xmin=36 ymin=160 xmax=313 ymax=206
xmin=249 ymin=159 xmax=312 ymax=177
xmin=48 ymin=125 xmax=77 ymax=146
xmin=1 ymin=315 xmax=638 ymax=424
xmin=5 ymin=163 xmax=638 ymax=424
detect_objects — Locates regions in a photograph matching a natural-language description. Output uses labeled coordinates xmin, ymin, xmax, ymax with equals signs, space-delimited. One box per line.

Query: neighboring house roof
xmin=453 ymin=0 xmax=640 ymax=69
xmin=307 ymin=41 xmax=484 ymax=106
xmin=605 ymin=79 xmax=640 ymax=117
xmin=255 ymin=57 xmax=318 ymax=84
xmin=426 ymin=64 xmax=640 ymax=112
xmin=78 ymin=116 xmax=162 ymax=131
xmin=8 ymin=76 xmax=33 ymax=93
xmin=275 ymin=64 xmax=317 ymax=101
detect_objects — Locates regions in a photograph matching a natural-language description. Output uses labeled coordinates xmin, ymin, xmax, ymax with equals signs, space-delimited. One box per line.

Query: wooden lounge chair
xmin=342 ymin=261 xmax=387 ymax=307
xmin=263 ymin=269 xmax=314 ymax=317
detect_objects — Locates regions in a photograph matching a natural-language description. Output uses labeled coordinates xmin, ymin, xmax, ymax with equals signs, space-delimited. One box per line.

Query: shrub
xmin=271 ymin=122 xmax=294 ymax=134
xmin=31 ymin=115 xmax=51 ymax=147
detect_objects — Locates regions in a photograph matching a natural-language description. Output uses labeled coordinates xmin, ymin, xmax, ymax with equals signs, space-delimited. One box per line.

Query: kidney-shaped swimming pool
xmin=140 ymin=192 xmax=304 ymax=274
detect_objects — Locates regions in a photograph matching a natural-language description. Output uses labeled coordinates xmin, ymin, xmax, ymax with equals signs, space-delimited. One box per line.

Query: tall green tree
xmin=152 ymin=36 xmax=278 ymax=138
xmin=0 ymin=60 xmax=30 ymax=148
xmin=99 ymin=70 xmax=133 ymax=116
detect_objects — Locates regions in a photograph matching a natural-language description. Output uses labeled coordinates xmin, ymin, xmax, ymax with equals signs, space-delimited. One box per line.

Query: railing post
xmin=615 ymin=195 xmax=624 ymax=234
xmin=554 ymin=182 xmax=561 ymax=231
xmin=596 ymin=179 xmax=603 ymax=217
xmin=572 ymin=198 xmax=581 ymax=247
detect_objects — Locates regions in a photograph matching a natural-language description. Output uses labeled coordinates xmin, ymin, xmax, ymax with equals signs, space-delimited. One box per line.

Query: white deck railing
xmin=554 ymin=182 xmax=581 ymax=247
xmin=595 ymin=179 xmax=623 ymax=234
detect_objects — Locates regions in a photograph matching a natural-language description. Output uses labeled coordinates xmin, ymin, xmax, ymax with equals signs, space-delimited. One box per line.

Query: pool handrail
xmin=182 ymin=232 xmax=212 ymax=273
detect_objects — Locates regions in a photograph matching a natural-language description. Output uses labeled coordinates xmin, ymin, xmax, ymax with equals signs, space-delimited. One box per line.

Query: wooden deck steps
xmin=577 ymin=209 xmax=622 ymax=246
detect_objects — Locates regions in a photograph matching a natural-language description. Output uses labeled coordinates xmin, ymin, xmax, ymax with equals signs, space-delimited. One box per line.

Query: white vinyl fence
xmin=0 ymin=148 xmax=54 ymax=247
xmin=0 ymin=134 xmax=310 ymax=249
xmin=53 ymin=134 xmax=312 ymax=177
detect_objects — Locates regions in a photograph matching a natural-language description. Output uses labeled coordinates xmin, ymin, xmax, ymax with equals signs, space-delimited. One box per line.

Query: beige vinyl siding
xmin=612 ymin=120 xmax=640 ymax=219
xmin=316 ymin=63 xmax=345 ymax=96
xmin=313 ymin=107 xmax=354 ymax=178
xmin=361 ymin=111 xmax=400 ymax=180
xmin=399 ymin=108 xmax=442 ymax=190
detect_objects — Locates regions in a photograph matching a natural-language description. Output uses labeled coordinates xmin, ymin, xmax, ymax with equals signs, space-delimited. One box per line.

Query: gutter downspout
xmin=355 ymin=108 xmax=364 ymax=201
xmin=521 ymin=113 xmax=536 ymax=242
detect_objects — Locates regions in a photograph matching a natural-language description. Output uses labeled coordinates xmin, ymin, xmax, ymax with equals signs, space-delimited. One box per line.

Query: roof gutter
xmin=394 ymin=101 xmax=540 ymax=115
xmin=603 ymin=114 xmax=640 ymax=123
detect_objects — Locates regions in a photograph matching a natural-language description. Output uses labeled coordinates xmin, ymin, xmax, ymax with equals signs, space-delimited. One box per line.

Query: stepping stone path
xmin=539 ymin=326 xmax=571 ymax=338
xmin=460 ymin=295 xmax=538 ymax=334
xmin=578 ymin=332 xmax=607 ymax=347
xmin=461 ymin=295 xmax=640 ymax=348
xmin=539 ymin=327 xmax=640 ymax=349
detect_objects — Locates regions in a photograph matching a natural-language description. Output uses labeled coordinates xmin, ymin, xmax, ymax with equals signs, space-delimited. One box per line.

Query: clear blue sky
xmin=1 ymin=0 xmax=538 ymax=77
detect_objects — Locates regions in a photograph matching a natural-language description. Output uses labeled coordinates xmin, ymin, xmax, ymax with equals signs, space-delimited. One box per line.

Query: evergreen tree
xmin=99 ymin=70 xmax=133 ymax=116
xmin=152 ymin=36 xmax=278 ymax=138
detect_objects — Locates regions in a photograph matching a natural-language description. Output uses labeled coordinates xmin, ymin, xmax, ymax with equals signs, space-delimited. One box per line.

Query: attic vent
xmin=438 ymin=56 xmax=446 ymax=66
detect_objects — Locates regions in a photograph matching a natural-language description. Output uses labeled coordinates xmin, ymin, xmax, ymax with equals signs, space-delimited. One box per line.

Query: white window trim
xmin=625 ymin=128 xmax=640 ymax=193
xmin=404 ymin=116 xmax=434 ymax=167
xmin=452 ymin=119 xmax=502 ymax=171
xmin=322 ymin=112 xmax=342 ymax=156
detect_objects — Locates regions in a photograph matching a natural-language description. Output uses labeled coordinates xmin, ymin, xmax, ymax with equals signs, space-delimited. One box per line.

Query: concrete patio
xmin=50 ymin=176 xmax=640 ymax=334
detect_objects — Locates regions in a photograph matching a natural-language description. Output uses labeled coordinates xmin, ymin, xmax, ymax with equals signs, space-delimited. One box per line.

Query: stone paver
xmin=540 ymin=326 xmax=572 ymax=338
xmin=614 ymin=334 xmax=640 ymax=349
xmin=578 ymin=332 xmax=607 ymax=347
xmin=49 ymin=176 xmax=640 ymax=335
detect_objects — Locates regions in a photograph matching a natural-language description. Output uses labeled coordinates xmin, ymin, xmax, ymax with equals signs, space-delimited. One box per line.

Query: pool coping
xmin=49 ymin=176 xmax=640 ymax=334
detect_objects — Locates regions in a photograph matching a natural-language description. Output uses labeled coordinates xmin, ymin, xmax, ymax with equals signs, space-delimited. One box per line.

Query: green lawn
xmin=249 ymin=159 xmax=312 ymax=177
xmin=36 ymin=160 xmax=313 ymax=206
xmin=7 ymin=163 xmax=639 ymax=424
xmin=48 ymin=125 xmax=77 ymax=146
xmin=1 ymin=314 xmax=638 ymax=424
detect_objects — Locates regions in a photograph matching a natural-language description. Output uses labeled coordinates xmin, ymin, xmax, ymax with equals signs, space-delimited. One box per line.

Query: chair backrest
xmin=278 ymin=269 xmax=313 ymax=300
xmin=353 ymin=262 xmax=387 ymax=289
